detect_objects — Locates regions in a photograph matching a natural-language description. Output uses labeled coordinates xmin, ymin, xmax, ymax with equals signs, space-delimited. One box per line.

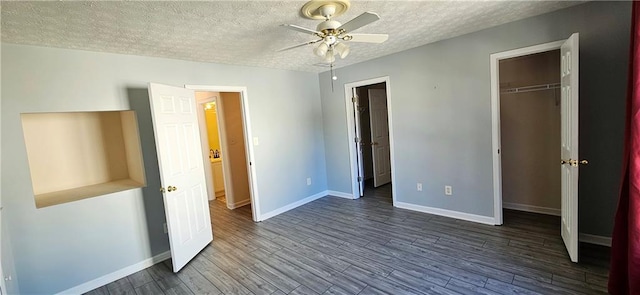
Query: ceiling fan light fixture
xmin=324 ymin=51 xmax=336 ymax=63
xmin=334 ymin=42 xmax=350 ymax=59
xmin=314 ymin=42 xmax=329 ymax=57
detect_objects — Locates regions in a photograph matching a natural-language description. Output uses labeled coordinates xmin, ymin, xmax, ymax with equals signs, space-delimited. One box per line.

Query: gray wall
xmin=321 ymin=1 xmax=630 ymax=237
xmin=1 ymin=44 xmax=326 ymax=294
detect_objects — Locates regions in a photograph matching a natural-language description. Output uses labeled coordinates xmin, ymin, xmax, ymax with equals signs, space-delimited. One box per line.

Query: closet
xmin=499 ymin=50 xmax=561 ymax=215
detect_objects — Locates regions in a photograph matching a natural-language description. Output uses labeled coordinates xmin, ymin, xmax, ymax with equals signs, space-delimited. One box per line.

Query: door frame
xmin=490 ymin=40 xmax=565 ymax=225
xmin=344 ymin=76 xmax=396 ymax=204
xmin=186 ymin=85 xmax=260 ymax=222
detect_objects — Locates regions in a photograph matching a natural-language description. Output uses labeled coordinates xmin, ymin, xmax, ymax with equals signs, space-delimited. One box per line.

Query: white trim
xmin=228 ymin=198 xmax=251 ymax=209
xmin=56 ymin=251 xmax=171 ymax=295
xmin=343 ymin=77 xmax=396 ymax=205
xmin=185 ymin=85 xmax=261 ymax=222
xmin=395 ymin=201 xmax=496 ymax=225
xmin=259 ymin=191 xmax=327 ymax=221
xmin=503 ymin=202 xmax=561 ymax=216
xmin=579 ymin=233 xmax=612 ymax=247
xmin=490 ymin=40 xmax=565 ymax=225
xmin=326 ymin=190 xmax=355 ymax=199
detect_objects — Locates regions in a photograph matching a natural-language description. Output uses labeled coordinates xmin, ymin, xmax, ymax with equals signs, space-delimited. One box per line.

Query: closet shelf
xmin=501 ymin=83 xmax=560 ymax=94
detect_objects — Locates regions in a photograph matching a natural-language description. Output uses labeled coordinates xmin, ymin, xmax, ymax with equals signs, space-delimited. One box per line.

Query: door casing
xmin=344 ymin=76 xmax=396 ymax=204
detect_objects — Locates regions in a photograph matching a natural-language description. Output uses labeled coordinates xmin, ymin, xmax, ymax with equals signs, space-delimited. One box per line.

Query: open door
xmin=148 ymin=83 xmax=213 ymax=272
xmin=353 ymin=88 xmax=365 ymax=197
xmin=560 ymin=33 xmax=579 ymax=262
xmin=369 ymin=89 xmax=391 ymax=187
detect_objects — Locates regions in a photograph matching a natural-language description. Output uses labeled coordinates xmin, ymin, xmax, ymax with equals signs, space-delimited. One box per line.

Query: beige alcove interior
xmin=21 ymin=110 xmax=146 ymax=208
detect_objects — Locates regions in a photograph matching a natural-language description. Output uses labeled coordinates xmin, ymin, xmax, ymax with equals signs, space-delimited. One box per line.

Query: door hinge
xmin=358 ymin=176 xmax=363 ymax=182
xmin=354 ymin=137 xmax=360 ymax=143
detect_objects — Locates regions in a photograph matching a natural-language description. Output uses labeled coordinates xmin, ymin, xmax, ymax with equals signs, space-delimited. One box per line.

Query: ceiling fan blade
xmin=281 ymin=24 xmax=320 ymax=35
xmin=277 ymin=39 xmax=322 ymax=52
xmin=337 ymin=12 xmax=380 ymax=33
xmin=347 ymin=33 xmax=388 ymax=43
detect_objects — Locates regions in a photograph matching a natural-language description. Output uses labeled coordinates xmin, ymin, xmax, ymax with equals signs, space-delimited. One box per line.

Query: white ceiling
xmin=1 ymin=1 xmax=584 ymax=73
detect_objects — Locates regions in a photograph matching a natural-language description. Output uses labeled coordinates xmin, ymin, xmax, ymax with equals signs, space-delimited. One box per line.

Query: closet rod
xmin=501 ymin=83 xmax=560 ymax=94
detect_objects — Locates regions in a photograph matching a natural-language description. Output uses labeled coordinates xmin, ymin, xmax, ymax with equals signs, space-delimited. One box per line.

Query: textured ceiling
xmin=1 ymin=1 xmax=584 ymax=73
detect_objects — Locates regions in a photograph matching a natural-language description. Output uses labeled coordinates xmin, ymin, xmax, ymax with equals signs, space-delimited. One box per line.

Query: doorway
xmin=499 ymin=50 xmax=561 ymax=216
xmin=187 ymin=85 xmax=259 ymax=222
xmin=344 ymin=77 xmax=395 ymax=203
xmin=490 ymin=34 xmax=581 ymax=262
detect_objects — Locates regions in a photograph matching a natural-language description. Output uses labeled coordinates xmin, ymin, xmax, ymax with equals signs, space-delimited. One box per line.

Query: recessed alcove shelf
xmin=21 ymin=111 xmax=146 ymax=208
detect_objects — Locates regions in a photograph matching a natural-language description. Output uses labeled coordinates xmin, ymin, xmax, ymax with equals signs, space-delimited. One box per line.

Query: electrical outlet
xmin=445 ymin=186 xmax=452 ymax=196
xmin=417 ymin=183 xmax=423 ymax=191
xmin=307 ymin=178 xmax=312 ymax=186
xmin=163 ymin=223 xmax=168 ymax=233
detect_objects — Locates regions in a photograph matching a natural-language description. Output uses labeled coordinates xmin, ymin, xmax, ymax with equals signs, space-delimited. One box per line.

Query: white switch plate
xmin=307 ymin=178 xmax=312 ymax=185
xmin=253 ymin=137 xmax=260 ymax=146
xmin=417 ymin=183 xmax=422 ymax=191
xmin=445 ymin=186 xmax=452 ymax=195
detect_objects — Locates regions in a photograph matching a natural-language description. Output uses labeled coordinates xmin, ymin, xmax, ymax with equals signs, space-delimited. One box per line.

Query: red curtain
xmin=609 ymin=2 xmax=640 ymax=294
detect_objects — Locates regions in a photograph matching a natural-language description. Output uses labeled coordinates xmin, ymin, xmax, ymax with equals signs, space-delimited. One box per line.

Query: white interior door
xmin=353 ymin=88 xmax=365 ymax=197
xmin=560 ymin=33 xmax=579 ymax=263
xmin=148 ymin=83 xmax=213 ymax=272
xmin=369 ymin=89 xmax=391 ymax=187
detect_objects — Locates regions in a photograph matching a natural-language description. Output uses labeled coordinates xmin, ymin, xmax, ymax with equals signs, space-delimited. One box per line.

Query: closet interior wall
xmin=500 ymin=50 xmax=561 ymax=213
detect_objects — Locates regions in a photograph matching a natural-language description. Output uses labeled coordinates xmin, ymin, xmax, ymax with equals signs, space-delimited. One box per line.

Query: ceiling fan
xmin=279 ymin=0 xmax=388 ymax=63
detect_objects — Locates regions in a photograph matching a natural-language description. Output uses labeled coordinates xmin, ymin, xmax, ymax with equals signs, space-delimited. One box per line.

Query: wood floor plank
xmin=250 ymin=248 xmax=333 ymax=294
xmin=226 ymin=249 xmax=301 ymax=293
xmin=191 ymin=255 xmax=252 ymax=295
xmin=106 ymin=277 xmax=136 ymax=295
xmin=162 ymin=283 xmax=195 ymax=295
xmin=201 ymin=247 xmax=280 ymax=295
xmin=134 ymin=281 xmax=163 ymax=295
xmin=175 ymin=264 xmax=222 ymax=295
xmin=272 ymin=248 xmax=366 ymax=294
xmin=342 ymin=265 xmax=423 ymax=295
xmin=337 ymin=241 xmax=451 ymax=286
xmin=445 ymin=278 xmax=502 ymax=295
xmin=386 ymin=270 xmax=459 ymax=295
xmin=128 ymin=269 xmax=154 ymax=288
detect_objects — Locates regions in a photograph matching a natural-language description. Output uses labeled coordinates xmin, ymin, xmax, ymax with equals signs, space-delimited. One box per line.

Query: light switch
xmin=253 ymin=137 xmax=260 ymax=146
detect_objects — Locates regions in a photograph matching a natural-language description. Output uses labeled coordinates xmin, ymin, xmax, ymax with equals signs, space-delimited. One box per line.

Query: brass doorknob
xmin=579 ymin=160 xmax=588 ymax=165
xmin=160 ymin=187 xmax=165 ymax=193
xmin=561 ymin=159 xmax=570 ymax=165
xmin=167 ymin=186 xmax=178 ymax=192
xmin=372 ymin=142 xmax=379 ymax=146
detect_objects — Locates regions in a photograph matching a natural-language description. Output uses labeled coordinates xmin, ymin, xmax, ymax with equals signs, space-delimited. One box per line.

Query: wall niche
xmin=21 ymin=111 xmax=146 ymax=208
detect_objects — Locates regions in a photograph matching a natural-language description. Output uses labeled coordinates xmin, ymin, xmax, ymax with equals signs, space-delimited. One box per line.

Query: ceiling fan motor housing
xmin=316 ymin=20 xmax=342 ymax=33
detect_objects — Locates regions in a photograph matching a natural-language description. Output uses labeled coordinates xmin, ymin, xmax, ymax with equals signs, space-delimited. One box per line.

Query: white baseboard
xmin=503 ymin=202 xmax=561 ymax=216
xmin=57 ymin=251 xmax=171 ymax=295
xmin=579 ymin=233 xmax=612 ymax=247
xmin=395 ymin=201 xmax=496 ymax=225
xmin=326 ymin=190 xmax=355 ymax=199
xmin=228 ymin=198 xmax=251 ymax=209
xmin=258 ymin=191 xmax=327 ymax=221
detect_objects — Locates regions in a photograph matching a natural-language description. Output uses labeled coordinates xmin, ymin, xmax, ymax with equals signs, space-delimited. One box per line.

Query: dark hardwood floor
xmin=86 ymin=183 xmax=610 ymax=295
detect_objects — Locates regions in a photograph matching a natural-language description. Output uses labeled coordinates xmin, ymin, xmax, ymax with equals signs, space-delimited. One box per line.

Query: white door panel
xmin=148 ymin=83 xmax=213 ymax=272
xmin=369 ymin=89 xmax=391 ymax=187
xmin=560 ymin=33 xmax=579 ymax=263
